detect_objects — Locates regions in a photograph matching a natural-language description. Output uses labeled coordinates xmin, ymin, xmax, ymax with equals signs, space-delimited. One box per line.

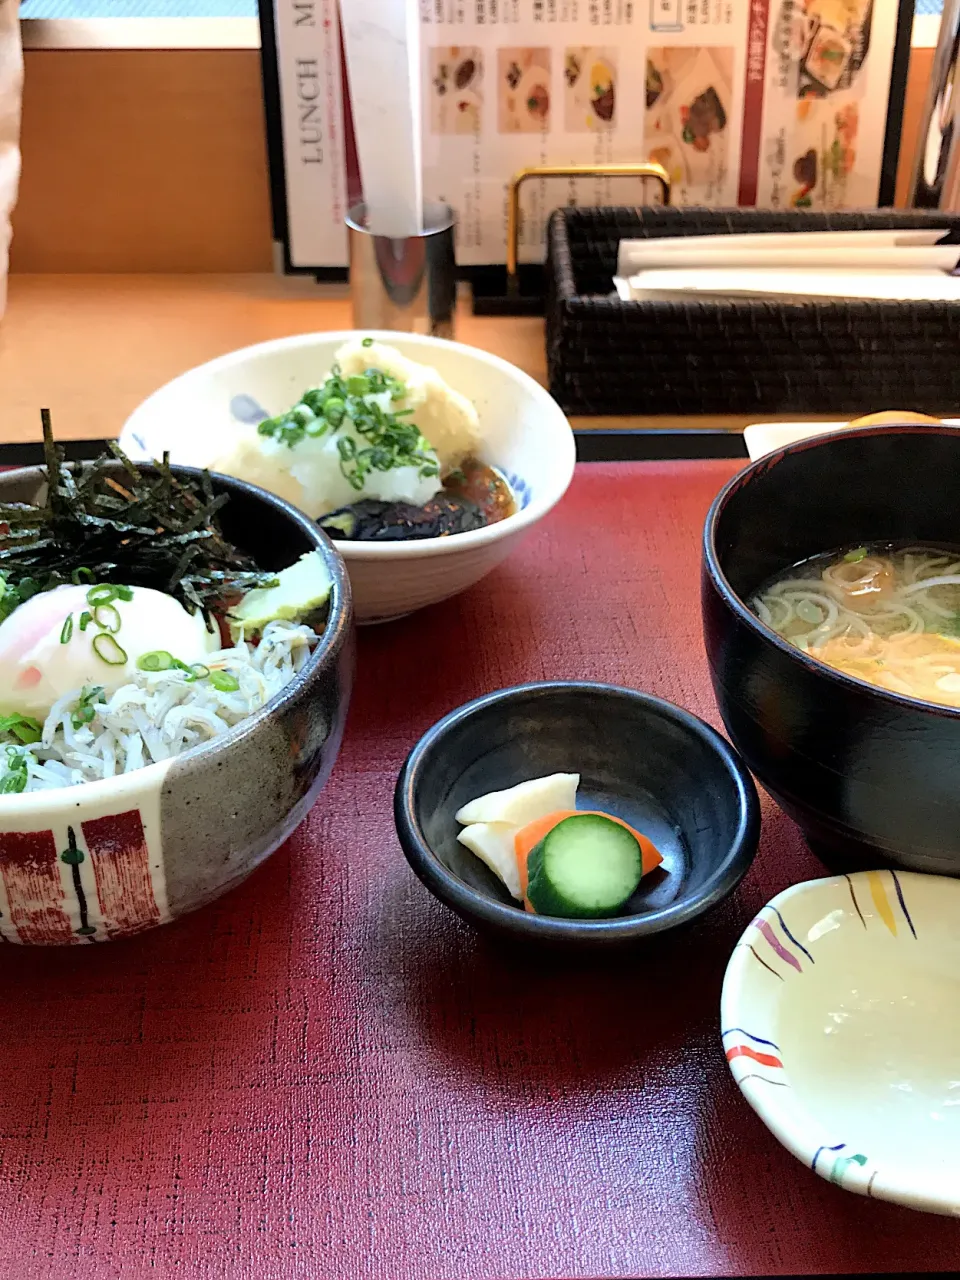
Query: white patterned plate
xmin=721 ymin=871 xmax=960 ymax=1216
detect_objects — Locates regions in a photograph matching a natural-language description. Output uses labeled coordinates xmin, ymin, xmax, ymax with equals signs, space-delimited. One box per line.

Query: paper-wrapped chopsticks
xmin=615 ymin=230 xmax=960 ymax=275
xmin=612 ymin=230 xmax=960 ymax=304
xmin=613 ymin=268 xmax=960 ymax=303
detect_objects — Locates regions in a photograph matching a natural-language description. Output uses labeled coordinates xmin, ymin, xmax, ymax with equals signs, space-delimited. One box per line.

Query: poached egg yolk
xmin=0 ymin=585 xmax=219 ymax=719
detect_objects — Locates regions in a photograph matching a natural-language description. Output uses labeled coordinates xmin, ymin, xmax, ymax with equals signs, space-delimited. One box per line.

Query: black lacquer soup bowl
xmin=702 ymin=424 xmax=960 ymax=874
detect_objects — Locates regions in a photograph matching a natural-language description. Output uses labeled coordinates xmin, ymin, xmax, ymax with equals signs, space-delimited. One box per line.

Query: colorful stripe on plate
xmin=752 ymin=917 xmax=802 ymax=972
xmin=847 ymin=871 xmax=917 ymax=940
xmin=722 ymin=1027 xmax=787 ymax=1088
xmin=812 ymin=1143 xmax=871 ymax=1188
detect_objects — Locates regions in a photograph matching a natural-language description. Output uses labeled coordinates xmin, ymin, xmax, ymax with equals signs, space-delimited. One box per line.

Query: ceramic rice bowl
xmin=119 ymin=330 xmax=576 ymax=623
xmin=0 ymin=464 xmax=354 ymax=944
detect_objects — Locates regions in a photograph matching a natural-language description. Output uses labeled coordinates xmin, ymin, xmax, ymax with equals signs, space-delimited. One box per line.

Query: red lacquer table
xmin=1 ymin=461 xmax=957 ymax=1280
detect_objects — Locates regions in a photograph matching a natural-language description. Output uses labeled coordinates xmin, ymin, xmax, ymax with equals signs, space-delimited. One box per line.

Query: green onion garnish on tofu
xmin=257 ymin=364 xmax=440 ymax=490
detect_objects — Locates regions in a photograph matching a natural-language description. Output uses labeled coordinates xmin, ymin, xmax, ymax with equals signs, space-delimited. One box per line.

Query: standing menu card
xmin=259 ymin=0 xmax=350 ymax=274
xmin=259 ymin=0 xmax=914 ymax=274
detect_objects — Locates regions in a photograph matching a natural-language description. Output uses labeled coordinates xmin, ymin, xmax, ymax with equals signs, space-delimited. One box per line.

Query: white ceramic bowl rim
xmin=123 ymin=330 xmax=577 ymax=562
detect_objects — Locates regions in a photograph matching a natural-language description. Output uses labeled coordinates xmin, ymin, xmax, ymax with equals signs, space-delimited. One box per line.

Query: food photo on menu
xmin=564 ymin=46 xmax=617 ymax=131
xmin=497 ymin=46 xmax=552 ymax=134
xmin=429 ymin=45 xmax=483 ymax=136
xmin=3 ymin=0 xmax=960 ymax=1276
xmin=643 ymin=45 xmax=736 ymax=204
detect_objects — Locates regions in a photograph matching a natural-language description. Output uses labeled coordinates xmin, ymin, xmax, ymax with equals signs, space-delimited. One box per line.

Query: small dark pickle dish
xmin=394 ymin=681 xmax=760 ymax=950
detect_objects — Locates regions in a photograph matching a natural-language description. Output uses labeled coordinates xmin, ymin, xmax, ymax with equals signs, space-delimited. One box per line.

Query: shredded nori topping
xmin=0 ymin=410 xmax=277 ymax=622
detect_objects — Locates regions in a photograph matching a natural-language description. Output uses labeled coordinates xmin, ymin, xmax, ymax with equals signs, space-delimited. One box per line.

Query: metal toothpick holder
xmin=346 ymin=201 xmax=457 ymax=338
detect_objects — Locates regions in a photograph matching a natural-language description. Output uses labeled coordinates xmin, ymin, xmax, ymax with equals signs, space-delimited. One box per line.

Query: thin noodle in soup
xmin=752 ymin=544 xmax=960 ymax=708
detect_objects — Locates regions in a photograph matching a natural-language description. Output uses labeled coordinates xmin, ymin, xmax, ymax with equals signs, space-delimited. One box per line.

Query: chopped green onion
xmin=137 ymin=650 xmax=174 ymax=672
xmin=71 ymin=567 xmax=95 ymax=585
xmin=209 ymin=669 xmax=240 ymax=692
xmin=844 ymin=546 xmax=868 ymax=563
xmin=0 ymin=714 xmax=42 ymax=745
xmin=159 ymin=656 xmax=209 ymax=681
xmin=71 ymin=685 xmax=105 ymax=730
xmin=290 ymin=405 xmax=316 ymax=428
xmin=87 ymin=584 xmax=117 ymax=606
xmin=79 ymin=611 xmax=92 ymax=631
xmin=301 ymin=388 xmax=327 ymax=414
xmin=60 ymin=614 xmax=74 ymax=644
xmin=93 ymin=603 xmax=121 ymax=634
xmin=92 ymin=633 xmax=127 ymax=665
xmin=0 ymin=746 xmax=31 ymax=794
xmin=115 ymin=584 xmax=134 ymax=602
xmin=255 ymin=364 xmax=431 ymax=492
xmin=325 ymin=397 xmax=346 ymax=427
xmin=361 ymin=336 xmax=374 ymax=347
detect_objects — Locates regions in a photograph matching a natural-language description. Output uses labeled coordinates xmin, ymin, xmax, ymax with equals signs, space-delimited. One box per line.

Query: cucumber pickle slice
xmin=525 ymin=814 xmax=643 ymax=919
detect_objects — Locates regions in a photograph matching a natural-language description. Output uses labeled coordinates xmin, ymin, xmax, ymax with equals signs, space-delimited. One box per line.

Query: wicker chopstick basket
xmin=545 ymin=207 xmax=960 ymax=417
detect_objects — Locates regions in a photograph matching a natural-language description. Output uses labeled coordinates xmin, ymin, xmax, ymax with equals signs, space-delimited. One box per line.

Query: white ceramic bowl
xmin=120 ymin=330 xmax=576 ymax=624
xmin=721 ymin=871 xmax=960 ymax=1216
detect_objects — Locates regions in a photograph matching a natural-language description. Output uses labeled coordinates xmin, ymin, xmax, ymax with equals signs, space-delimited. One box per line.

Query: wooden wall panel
xmin=11 ymin=50 xmax=274 ymax=273
xmin=894 ymin=45 xmax=933 ymax=207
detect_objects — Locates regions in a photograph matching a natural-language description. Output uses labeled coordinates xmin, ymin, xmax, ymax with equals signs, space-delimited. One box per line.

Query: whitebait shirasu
xmin=6 ymin=620 xmax=318 ymax=792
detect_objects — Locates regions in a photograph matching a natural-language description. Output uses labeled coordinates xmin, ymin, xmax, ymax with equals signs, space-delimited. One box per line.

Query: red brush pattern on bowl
xmin=0 ymin=810 xmax=160 ymax=944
